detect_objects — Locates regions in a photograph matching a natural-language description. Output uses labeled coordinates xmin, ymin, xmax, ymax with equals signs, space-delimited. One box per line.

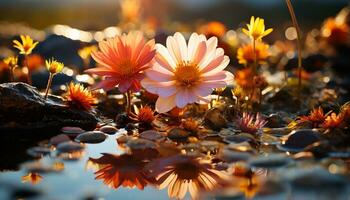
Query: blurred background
xmin=0 ymin=0 xmax=348 ymax=31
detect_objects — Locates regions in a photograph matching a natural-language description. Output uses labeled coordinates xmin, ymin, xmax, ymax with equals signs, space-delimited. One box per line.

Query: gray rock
xmin=0 ymin=82 xmax=98 ymax=133
xmin=278 ymin=129 xmax=321 ymax=152
xmin=75 ymin=131 xmax=107 ymax=144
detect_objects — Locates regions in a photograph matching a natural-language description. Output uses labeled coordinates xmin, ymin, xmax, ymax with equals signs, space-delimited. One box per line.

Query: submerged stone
xmin=49 ymin=134 xmax=71 ymax=146
xmin=167 ymin=127 xmax=190 ymax=141
xmin=0 ymin=83 xmax=98 ymax=133
xmin=75 ymin=131 xmax=107 ymax=144
xmin=278 ymin=129 xmax=321 ymax=152
xmin=248 ymin=154 xmax=292 ymax=169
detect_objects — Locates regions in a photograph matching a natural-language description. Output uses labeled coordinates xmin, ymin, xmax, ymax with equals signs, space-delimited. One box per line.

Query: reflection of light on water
xmin=76 ymin=74 xmax=94 ymax=85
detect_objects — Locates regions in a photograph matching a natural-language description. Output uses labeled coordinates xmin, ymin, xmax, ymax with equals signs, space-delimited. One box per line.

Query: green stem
xmin=44 ymin=73 xmax=53 ymax=99
xmin=285 ymin=0 xmax=303 ymax=99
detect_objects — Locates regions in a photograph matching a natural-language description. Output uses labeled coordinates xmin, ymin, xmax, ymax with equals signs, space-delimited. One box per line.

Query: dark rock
xmin=75 ymin=131 xmax=107 ymax=144
xmin=99 ymin=125 xmax=118 ymax=135
xmin=167 ymin=127 xmax=190 ymax=141
xmin=278 ymin=129 xmax=321 ymax=152
xmin=115 ymin=113 xmax=131 ymax=128
xmin=125 ymin=123 xmax=136 ymax=133
xmin=61 ymin=127 xmax=85 ymax=135
xmin=0 ymin=82 xmax=98 ymax=133
xmin=204 ymin=108 xmax=227 ymax=131
xmin=50 ymin=134 xmax=71 ymax=146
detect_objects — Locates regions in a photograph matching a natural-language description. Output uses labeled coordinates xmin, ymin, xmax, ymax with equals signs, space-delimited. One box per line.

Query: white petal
xmin=174 ymin=32 xmax=188 ymax=61
xmin=156 ymin=95 xmax=177 ymax=113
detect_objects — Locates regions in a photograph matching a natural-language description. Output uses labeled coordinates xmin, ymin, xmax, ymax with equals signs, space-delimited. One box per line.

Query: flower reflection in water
xmin=89 ymin=152 xmax=156 ymax=190
xmin=149 ymin=155 xmax=228 ymax=199
xmin=22 ymin=172 xmax=43 ymax=185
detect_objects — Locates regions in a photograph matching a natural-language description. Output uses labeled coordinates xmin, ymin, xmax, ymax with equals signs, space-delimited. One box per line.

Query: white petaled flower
xmin=141 ymin=32 xmax=234 ymax=113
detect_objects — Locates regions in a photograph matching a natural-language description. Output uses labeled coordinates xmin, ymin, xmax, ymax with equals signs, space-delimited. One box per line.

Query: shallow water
xmin=0 ymin=129 xmax=349 ymax=200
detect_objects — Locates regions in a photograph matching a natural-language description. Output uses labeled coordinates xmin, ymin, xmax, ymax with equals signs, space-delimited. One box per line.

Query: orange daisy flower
xmin=234 ymin=68 xmax=254 ymax=89
xmin=321 ymin=112 xmax=344 ymax=129
xmin=65 ymin=82 xmax=96 ymax=111
xmin=299 ymin=107 xmax=328 ymax=128
xmin=85 ymin=31 xmax=156 ymax=93
xmin=22 ymin=172 xmax=43 ymax=185
xmin=237 ymin=42 xmax=269 ymax=66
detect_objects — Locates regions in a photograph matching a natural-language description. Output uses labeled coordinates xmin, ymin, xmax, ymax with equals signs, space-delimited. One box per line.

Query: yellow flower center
xmin=174 ymin=61 xmax=201 ymax=87
xmin=119 ymin=60 xmax=135 ymax=77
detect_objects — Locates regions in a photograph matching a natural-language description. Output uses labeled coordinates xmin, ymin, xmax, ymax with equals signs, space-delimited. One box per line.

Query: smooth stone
xmin=167 ymin=127 xmax=190 ymax=141
xmin=224 ymin=133 xmax=255 ymax=144
xmin=61 ymin=126 xmax=85 ymax=134
xmin=278 ymin=129 xmax=321 ymax=152
xmin=248 ymin=154 xmax=292 ymax=168
xmin=204 ymin=108 xmax=227 ymax=131
xmin=116 ymin=135 xmax=133 ymax=145
xmin=220 ymin=148 xmax=252 ymax=162
xmin=303 ymin=141 xmax=332 ymax=158
xmin=75 ymin=131 xmax=107 ymax=144
xmin=49 ymin=134 xmax=71 ymax=146
xmin=56 ymin=141 xmax=85 ymax=153
xmin=126 ymin=138 xmax=156 ymax=150
xmin=139 ymin=130 xmax=164 ymax=141
xmin=99 ymin=125 xmax=118 ymax=135
xmin=26 ymin=146 xmax=51 ymax=158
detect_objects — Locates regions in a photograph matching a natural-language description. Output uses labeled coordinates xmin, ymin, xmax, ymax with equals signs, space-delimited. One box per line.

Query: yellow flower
xmin=13 ymin=35 xmax=39 ymax=55
xmin=46 ymin=59 xmax=64 ymax=74
xmin=78 ymin=45 xmax=97 ymax=60
xmin=3 ymin=56 xmax=18 ymax=68
xmin=242 ymin=16 xmax=273 ymax=41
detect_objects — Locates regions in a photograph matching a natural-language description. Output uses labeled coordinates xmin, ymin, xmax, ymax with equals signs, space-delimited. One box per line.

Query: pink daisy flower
xmin=85 ymin=31 xmax=156 ymax=93
xmin=141 ymin=32 xmax=234 ymax=113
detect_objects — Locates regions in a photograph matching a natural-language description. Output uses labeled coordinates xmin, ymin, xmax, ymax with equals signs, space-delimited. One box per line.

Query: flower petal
xmin=156 ymin=95 xmax=176 ymax=113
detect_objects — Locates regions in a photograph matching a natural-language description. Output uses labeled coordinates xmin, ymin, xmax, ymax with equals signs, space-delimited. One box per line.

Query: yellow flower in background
xmin=46 ymin=59 xmax=64 ymax=74
xmin=78 ymin=45 xmax=97 ymax=60
xmin=3 ymin=56 xmax=18 ymax=68
xmin=237 ymin=42 xmax=270 ymax=66
xmin=242 ymin=16 xmax=273 ymax=41
xmin=13 ymin=35 xmax=39 ymax=55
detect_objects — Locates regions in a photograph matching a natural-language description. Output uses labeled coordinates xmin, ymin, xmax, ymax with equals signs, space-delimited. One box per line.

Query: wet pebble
xmin=126 ymin=138 xmax=156 ymax=150
xmin=220 ymin=148 xmax=252 ymax=162
xmin=49 ymin=134 xmax=71 ymax=146
xmin=139 ymin=130 xmax=164 ymax=141
xmin=99 ymin=125 xmax=118 ymax=135
xmin=204 ymin=108 xmax=227 ymax=131
xmin=61 ymin=126 xmax=85 ymax=135
xmin=224 ymin=133 xmax=255 ymax=144
xmin=278 ymin=129 xmax=321 ymax=152
xmin=248 ymin=154 xmax=292 ymax=169
xmin=56 ymin=141 xmax=85 ymax=154
xmin=167 ymin=127 xmax=190 ymax=141
xmin=26 ymin=147 xmax=51 ymax=158
xmin=75 ymin=131 xmax=107 ymax=144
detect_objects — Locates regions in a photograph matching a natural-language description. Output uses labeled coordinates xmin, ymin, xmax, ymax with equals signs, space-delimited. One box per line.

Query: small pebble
xmin=75 ymin=131 xmax=107 ymax=144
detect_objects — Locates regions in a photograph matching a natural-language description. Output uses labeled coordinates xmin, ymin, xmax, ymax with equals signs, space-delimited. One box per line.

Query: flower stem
xmin=44 ymin=73 xmax=53 ymax=99
xmin=285 ymin=0 xmax=303 ymax=100
xmin=252 ymin=39 xmax=257 ymax=75
xmin=10 ymin=66 xmax=14 ymax=82
xmin=24 ymin=55 xmax=32 ymax=85
xmin=125 ymin=90 xmax=132 ymax=116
